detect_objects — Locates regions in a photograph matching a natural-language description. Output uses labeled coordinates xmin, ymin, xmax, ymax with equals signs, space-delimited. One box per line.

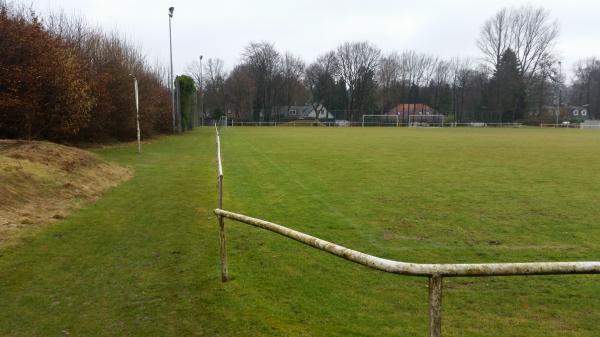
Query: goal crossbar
xmin=408 ymin=114 xmax=446 ymax=127
xmin=362 ymin=114 xmax=400 ymax=127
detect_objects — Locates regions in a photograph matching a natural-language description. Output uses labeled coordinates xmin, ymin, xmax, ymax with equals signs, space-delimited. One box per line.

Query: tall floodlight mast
xmin=168 ymin=6 xmax=176 ymax=132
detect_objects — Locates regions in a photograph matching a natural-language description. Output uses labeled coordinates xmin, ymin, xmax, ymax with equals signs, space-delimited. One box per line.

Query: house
xmin=278 ymin=104 xmax=335 ymax=120
xmin=569 ymin=106 xmax=590 ymax=119
xmin=388 ymin=103 xmax=437 ymax=120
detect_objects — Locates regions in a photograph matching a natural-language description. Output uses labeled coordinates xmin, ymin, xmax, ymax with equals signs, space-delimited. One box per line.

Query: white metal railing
xmin=213 ymin=127 xmax=600 ymax=337
xmin=214 ymin=209 xmax=600 ymax=277
xmin=218 ymin=121 xmax=600 ymax=129
xmin=226 ymin=120 xmax=530 ymax=128
xmin=539 ymin=123 xmax=589 ymax=128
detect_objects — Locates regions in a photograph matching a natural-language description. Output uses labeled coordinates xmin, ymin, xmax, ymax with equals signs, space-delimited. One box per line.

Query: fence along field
xmin=217 ymin=117 xmax=600 ymax=129
xmin=212 ymin=125 xmax=600 ymax=337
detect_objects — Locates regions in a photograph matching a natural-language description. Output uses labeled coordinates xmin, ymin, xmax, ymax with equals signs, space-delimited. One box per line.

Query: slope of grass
xmin=0 ymin=127 xmax=598 ymax=336
xmin=0 ymin=140 xmax=131 ymax=247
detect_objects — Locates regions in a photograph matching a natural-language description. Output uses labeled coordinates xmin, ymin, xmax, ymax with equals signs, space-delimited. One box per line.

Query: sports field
xmin=1 ymin=127 xmax=599 ymax=336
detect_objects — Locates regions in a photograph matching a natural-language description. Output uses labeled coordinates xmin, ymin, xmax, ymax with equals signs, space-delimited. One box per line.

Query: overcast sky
xmin=26 ymin=0 xmax=600 ymax=79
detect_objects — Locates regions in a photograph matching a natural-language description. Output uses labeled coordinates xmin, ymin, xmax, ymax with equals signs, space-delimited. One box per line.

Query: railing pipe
xmin=213 ymin=129 xmax=599 ymax=336
xmin=214 ymin=209 xmax=600 ymax=278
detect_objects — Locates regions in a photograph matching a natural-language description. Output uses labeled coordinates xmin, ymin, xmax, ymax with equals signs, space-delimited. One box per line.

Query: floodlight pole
xmin=130 ymin=74 xmax=142 ymax=154
xmin=556 ymin=61 xmax=562 ymax=127
xmin=200 ymin=55 xmax=204 ymax=127
xmin=168 ymin=7 xmax=176 ymax=133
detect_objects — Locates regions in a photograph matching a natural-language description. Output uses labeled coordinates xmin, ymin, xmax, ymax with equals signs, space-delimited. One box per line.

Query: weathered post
xmin=218 ymin=175 xmax=229 ymax=282
xmin=216 ymin=128 xmax=229 ymax=282
xmin=428 ymin=275 xmax=443 ymax=337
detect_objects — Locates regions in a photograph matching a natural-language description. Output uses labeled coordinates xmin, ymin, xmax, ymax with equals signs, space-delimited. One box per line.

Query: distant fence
xmin=226 ymin=121 xmax=519 ymax=128
xmin=540 ymin=123 xmax=600 ymax=129
xmin=213 ymin=125 xmax=600 ymax=337
xmin=227 ymin=120 xmax=360 ymax=127
xmin=216 ymin=120 xmax=599 ymax=129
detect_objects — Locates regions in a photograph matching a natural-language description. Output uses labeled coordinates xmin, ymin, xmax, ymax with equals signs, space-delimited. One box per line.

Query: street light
xmin=129 ymin=74 xmax=142 ymax=154
xmin=556 ymin=61 xmax=562 ymax=127
xmin=168 ymin=6 xmax=176 ymax=133
xmin=200 ymin=55 xmax=204 ymax=126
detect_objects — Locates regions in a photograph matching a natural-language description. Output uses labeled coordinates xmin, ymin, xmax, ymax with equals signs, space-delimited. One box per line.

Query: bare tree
xmin=402 ymin=51 xmax=437 ymax=89
xmin=225 ymin=64 xmax=256 ymax=120
xmin=306 ymin=52 xmax=337 ymax=121
xmin=477 ymin=9 xmax=511 ymax=71
xmin=478 ymin=6 xmax=559 ymax=83
xmin=376 ymin=52 xmax=402 ymax=112
xmin=430 ymin=60 xmax=451 ymax=112
xmin=201 ymin=59 xmax=227 ymax=117
xmin=571 ymin=58 xmax=600 ymax=119
xmin=397 ymin=51 xmax=437 ymax=118
xmin=511 ymin=6 xmax=559 ymax=82
xmin=527 ymin=57 xmax=556 ymax=117
xmin=205 ymin=59 xmax=226 ymax=85
xmin=184 ymin=59 xmax=205 ymax=89
xmin=335 ymin=41 xmax=381 ymax=120
xmin=280 ymin=53 xmax=306 ymax=118
xmin=243 ymin=41 xmax=280 ymax=121
xmin=450 ymin=57 xmax=478 ymax=122
xmin=186 ymin=58 xmax=225 ymax=85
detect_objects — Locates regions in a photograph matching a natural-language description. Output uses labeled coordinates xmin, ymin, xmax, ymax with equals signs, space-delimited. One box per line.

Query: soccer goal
xmin=407 ymin=114 xmax=446 ymax=127
xmin=362 ymin=114 xmax=400 ymax=127
xmin=218 ymin=116 xmax=230 ymax=128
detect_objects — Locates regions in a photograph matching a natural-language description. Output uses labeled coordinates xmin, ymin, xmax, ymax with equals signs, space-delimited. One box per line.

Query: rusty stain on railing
xmin=213 ymin=209 xmax=600 ymax=277
xmin=213 ymin=127 xmax=600 ymax=337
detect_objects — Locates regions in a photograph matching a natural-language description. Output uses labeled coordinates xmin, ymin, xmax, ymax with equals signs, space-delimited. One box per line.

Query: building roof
xmin=388 ymin=103 xmax=435 ymax=115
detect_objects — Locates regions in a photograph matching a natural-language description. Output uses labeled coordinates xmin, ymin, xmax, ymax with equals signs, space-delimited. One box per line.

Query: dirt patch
xmin=0 ymin=140 xmax=133 ymax=247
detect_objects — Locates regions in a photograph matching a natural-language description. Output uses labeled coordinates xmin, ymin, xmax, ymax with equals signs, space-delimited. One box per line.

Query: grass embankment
xmin=0 ymin=128 xmax=599 ymax=336
xmin=0 ymin=140 xmax=131 ymax=247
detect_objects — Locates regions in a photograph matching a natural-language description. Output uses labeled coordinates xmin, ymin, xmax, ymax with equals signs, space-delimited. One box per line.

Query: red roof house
xmin=388 ymin=104 xmax=436 ymax=117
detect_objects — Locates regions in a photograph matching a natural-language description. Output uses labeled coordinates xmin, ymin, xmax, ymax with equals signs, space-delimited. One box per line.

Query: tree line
xmin=0 ymin=1 xmax=171 ymax=142
xmin=570 ymin=58 xmax=600 ymax=120
xmin=190 ymin=6 xmax=598 ymax=123
xmin=2 ymin=3 xmax=600 ymax=142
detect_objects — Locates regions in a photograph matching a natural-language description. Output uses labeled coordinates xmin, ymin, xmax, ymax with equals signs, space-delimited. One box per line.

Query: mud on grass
xmin=0 ymin=140 xmax=132 ymax=246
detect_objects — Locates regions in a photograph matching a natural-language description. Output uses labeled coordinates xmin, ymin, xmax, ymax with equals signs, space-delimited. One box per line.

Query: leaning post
xmin=428 ymin=274 xmax=443 ymax=337
xmin=216 ymin=127 xmax=229 ymax=282
xmin=218 ymin=173 xmax=229 ymax=282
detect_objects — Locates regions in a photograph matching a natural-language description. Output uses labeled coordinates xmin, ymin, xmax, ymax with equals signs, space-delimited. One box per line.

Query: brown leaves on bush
xmin=0 ymin=3 xmax=172 ymax=142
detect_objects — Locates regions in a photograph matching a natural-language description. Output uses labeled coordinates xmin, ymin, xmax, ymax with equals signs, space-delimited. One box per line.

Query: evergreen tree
xmin=175 ymin=75 xmax=197 ymax=131
xmin=490 ymin=49 xmax=527 ymax=122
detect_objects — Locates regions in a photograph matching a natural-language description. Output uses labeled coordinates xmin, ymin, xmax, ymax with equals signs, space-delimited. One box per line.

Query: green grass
xmin=1 ymin=127 xmax=599 ymax=336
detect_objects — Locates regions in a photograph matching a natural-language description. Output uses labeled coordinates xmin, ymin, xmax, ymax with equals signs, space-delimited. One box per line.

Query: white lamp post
xmin=130 ymin=74 xmax=141 ymax=154
xmin=556 ymin=61 xmax=562 ymax=127
xmin=168 ymin=6 xmax=176 ymax=133
xmin=200 ymin=55 xmax=204 ymax=126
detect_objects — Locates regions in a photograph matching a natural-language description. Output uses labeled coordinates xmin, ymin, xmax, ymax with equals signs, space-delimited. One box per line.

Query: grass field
xmin=1 ymin=127 xmax=599 ymax=336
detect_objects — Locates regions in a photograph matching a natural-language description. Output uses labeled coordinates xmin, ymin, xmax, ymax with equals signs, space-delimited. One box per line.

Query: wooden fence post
xmin=216 ymin=128 xmax=229 ymax=282
xmin=218 ymin=215 xmax=229 ymax=282
xmin=428 ymin=275 xmax=443 ymax=337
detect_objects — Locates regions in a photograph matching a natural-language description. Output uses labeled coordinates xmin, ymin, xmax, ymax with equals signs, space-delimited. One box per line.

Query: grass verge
xmin=0 ymin=127 xmax=598 ymax=336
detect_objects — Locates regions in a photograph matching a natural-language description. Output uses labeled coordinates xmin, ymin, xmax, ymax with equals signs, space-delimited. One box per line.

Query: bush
xmin=0 ymin=6 xmax=94 ymax=141
xmin=176 ymin=75 xmax=196 ymax=131
xmin=0 ymin=2 xmax=172 ymax=142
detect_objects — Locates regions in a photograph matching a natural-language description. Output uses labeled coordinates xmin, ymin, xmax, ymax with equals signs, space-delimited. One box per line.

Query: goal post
xmin=218 ymin=116 xmax=229 ymax=128
xmin=407 ymin=114 xmax=446 ymax=127
xmin=362 ymin=114 xmax=400 ymax=127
